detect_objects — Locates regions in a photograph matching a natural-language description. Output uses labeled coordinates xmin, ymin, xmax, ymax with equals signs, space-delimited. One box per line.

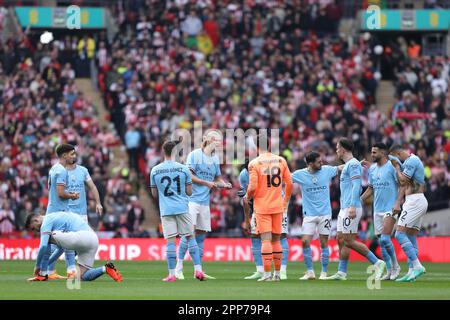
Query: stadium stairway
xmin=2 ymin=7 xmax=21 ymax=44
xmin=75 ymin=79 xmax=160 ymax=233
xmin=376 ymin=80 xmax=396 ymax=115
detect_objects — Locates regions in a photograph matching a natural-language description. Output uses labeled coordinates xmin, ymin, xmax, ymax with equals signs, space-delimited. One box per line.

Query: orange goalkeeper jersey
xmin=247 ymin=152 xmax=292 ymax=214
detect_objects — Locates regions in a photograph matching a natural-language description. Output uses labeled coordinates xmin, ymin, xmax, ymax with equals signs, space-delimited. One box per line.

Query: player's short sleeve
xmin=183 ymin=165 xmax=192 ymax=185
xmin=40 ymin=217 xmax=51 ymax=235
xmin=83 ymin=167 xmax=92 ymax=182
xmin=239 ymin=170 xmax=248 ymax=190
xmin=390 ymin=164 xmax=398 ymax=183
xmin=325 ymin=165 xmax=338 ymax=179
xmin=402 ymin=158 xmax=416 ymax=180
xmin=215 ymin=160 xmax=221 ymax=177
xmin=368 ymin=165 xmax=375 ymax=186
xmin=150 ymin=168 xmax=156 ymax=188
xmin=349 ymin=161 xmax=362 ymax=179
xmin=186 ymin=151 xmax=196 ymax=173
xmin=389 ymin=155 xmax=403 ymax=168
xmin=291 ymin=170 xmax=304 ymax=185
xmin=55 ymin=167 xmax=67 ymax=185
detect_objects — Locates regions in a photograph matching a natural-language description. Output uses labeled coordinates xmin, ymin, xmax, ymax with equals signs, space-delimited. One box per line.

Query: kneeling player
xmin=151 ymin=140 xmax=205 ymax=282
xmin=25 ymin=212 xmax=122 ymax=282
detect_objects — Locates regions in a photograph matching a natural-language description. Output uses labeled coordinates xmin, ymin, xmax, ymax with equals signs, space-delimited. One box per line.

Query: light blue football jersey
xmin=67 ymin=165 xmax=91 ymax=215
xmin=239 ymin=168 xmax=249 ymax=193
xmin=41 ymin=211 xmax=92 ymax=234
xmin=292 ymin=165 xmax=338 ymax=216
xmin=340 ymin=158 xmax=362 ymax=209
xmin=36 ymin=212 xmax=92 ymax=267
xmin=46 ymin=163 xmax=69 ymax=214
xmin=186 ymin=148 xmax=221 ymax=205
xmin=368 ymin=162 xmax=398 ymax=213
xmin=402 ymin=154 xmax=426 ymax=185
xmin=150 ymin=160 xmax=192 ymax=216
xmin=388 ymin=155 xmax=403 ymax=169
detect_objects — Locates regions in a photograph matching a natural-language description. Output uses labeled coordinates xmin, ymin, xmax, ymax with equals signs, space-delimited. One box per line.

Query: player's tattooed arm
xmin=391 ymin=161 xmax=409 ymax=187
xmin=396 ymin=168 xmax=424 ymax=195
xmin=410 ymin=180 xmax=425 ymax=194
xmin=242 ymin=197 xmax=251 ymax=234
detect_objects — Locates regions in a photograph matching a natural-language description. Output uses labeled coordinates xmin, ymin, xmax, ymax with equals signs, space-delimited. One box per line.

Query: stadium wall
xmin=1 ymin=238 xmax=450 ymax=262
xmin=421 ymin=209 xmax=450 ymax=236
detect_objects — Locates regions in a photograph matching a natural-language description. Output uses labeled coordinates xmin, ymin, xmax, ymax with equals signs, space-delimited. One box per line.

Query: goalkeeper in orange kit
xmin=244 ymin=133 xmax=292 ymax=281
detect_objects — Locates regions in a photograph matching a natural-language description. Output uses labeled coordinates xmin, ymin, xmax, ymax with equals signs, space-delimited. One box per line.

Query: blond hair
xmin=202 ymin=130 xmax=222 ymax=148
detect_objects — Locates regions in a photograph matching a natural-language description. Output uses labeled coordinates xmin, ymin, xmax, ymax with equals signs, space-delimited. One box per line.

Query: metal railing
xmin=1 ymin=0 xmax=115 ymax=7
xmin=55 ymin=0 xmax=115 ymax=7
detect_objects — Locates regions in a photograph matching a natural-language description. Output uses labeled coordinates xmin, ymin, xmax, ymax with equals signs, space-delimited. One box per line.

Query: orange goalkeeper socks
xmin=272 ymin=240 xmax=282 ymax=272
xmin=261 ymin=240 xmax=273 ymax=273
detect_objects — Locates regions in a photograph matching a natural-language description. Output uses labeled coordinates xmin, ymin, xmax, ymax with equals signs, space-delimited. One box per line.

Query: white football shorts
xmin=337 ymin=207 xmax=363 ymax=234
xmin=398 ymin=193 xmax=428 ymax=231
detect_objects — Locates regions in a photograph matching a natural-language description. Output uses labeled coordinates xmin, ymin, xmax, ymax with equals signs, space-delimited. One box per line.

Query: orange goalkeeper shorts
xmin=255 ymin=212 xmax=283 ymax=235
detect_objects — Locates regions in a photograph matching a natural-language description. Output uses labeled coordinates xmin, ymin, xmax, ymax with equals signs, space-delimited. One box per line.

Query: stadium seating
xmin=95 ymin=1 xmax=448 ymax=237
xmin=0 ymin=27 xmax=144 ymax=237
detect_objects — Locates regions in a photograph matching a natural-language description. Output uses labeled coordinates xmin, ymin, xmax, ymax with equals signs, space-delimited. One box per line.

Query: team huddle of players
xmin=151 ymin=131 xmax=428 ymax=283
xmin=26 ymin=131 xmax=428 ymax=284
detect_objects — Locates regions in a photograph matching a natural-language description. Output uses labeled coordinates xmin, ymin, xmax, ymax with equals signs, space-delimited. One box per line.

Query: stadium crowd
xmin=388 ymin=48 xmax=450 ymax=212
xmin=95 ymin=0 xmax=449 ymax=237
xmin=0 ymin=28 xmax=146 ymax=238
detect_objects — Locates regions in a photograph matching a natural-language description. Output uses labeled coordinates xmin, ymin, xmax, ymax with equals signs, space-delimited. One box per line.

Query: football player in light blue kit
xmin=175 ymin=130 xmax=232 ymax=280
xmin=361 ymin=143 xmax=401 ymax=280
xmin=46 ymin=146 xmax=104 ymax=278
xmin=326 ymin=138 xmax=386 ymax=280
xmin=292 ymin=151 xmax=339 ymax=280
xmin=44 ymin=144 xmax=80 ymax=280
xmin=25 ymin=212 xmax=122 ymax=282
xmin=151 ymin=140 xmax=205 ymax=282
xmin=239 ymin=160 xmax=263 ymax=279
xmin=66 ymin=162 xmax=103 ymax=222
xmin=389 ymin=144 xmax=428 ymax=282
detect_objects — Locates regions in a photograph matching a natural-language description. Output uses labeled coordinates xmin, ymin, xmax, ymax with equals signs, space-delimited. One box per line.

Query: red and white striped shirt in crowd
xmin=0 ymin=209 xmax=15 ymax=235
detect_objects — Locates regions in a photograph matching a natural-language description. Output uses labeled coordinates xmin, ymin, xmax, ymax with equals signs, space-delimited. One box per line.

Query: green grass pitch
xmin=1 ymin=260 xmax=450 ymax=300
